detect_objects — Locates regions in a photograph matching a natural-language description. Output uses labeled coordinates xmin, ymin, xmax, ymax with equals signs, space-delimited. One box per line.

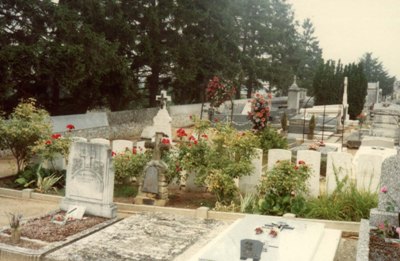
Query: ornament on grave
xmin=156 ymin=90 xmax=171 ymax=110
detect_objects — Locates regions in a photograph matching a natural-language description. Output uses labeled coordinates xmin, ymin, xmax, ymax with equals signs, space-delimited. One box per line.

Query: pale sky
xmin=288 ymin=0 xmax=400 ymax=79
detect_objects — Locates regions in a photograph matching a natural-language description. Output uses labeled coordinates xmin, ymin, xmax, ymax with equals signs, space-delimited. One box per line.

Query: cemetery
xmin=1 ymin=1 xmax=400 ymax=260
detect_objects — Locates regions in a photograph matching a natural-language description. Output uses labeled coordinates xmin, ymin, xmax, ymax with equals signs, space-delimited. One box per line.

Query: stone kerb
xmin=297 ymin=150 xmax=321 ymax=198
xmin=370 ymin=154 xmax=400 ymax=227
xmin=361 ymin=136 xmax=394 ymax=149
xmin=60 ymin=141 xmax=117 ymax=218
xmin=238 ymin=148 xmax=263 ymax=193
xmin=326 ymin=152 xmax=353 ymax=195
xmin=112 ymin=140 xmax=133 ymax=153
xmin=267 ymin=149 xmax=292 ymax=171
xmin=355 ymin=154 xmax=383 ymax=193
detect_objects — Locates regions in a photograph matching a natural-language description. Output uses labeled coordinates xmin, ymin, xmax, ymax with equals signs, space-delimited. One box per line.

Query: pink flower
xmin=381 ymin=186 xmax=388 ymax=193
xmin=378 ymin=223 xmax=385 ymax=230
xmin=396 ymin=227 xmax=400 ymax=236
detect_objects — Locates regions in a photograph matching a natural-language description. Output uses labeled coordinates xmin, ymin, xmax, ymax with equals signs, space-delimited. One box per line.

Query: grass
xmin=114 ymin=184 xmax=138 ymax=198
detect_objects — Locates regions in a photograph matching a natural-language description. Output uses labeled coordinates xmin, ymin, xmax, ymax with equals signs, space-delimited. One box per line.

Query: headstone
xmin=112 ymin=140 xmax=133 ymax=153
xmin=325 ymin=152 xmax=353 ymax=195
xmin=51 ymin=112 xmax=109 ymax=133
xmin=60 ymin=141 xmax=117 ymax=218
xmin=71 ymin=137 xmax=88 ymax=143
xmin=267 ymin=149 xmax=292 ymax=171
xmin=238 ymin=149 xmax=263 ymax=193
xmin=136 ymin=141 xmax=146 ymax=154
xmin=90 ymin=138 xmax=110 ymax=146
xmin=370 ymin=153 xmax=400 ymax=227
xmin=287 ymin=76 xmax=301 ymax=113
xmin=297 ymin=150 xmax=321 ymax=198
xmin=142 ymin=166 xmax=158 ymax=193
xmin=355 ymin=154 xmax=383 ymax=192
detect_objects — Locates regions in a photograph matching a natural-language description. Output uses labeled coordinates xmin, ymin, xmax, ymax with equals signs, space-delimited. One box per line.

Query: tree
xmin=344 ymin=62 xmax=368 ymax=119
xmin=360 ymin=52 xmax=396 ymax=97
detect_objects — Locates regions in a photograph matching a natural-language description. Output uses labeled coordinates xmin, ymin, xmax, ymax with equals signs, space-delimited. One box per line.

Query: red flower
xmin=189 ymin=135 xmax=196 ymax=141
xmin=214 ymin=118 xmax=219 ymax=122
xmin=177 ymin=128 xmax=187 ymax=138
xmin=201 ymin=134 xmax=208 ymax=139
xmin=161 ymin=138 xmax=170 ymax=145
xmin=51 ymin=133 xmax=61 ymax=139
xmin=66 ymin=124 xmax=75 ymax=131
xmin=112 ymin=151 xmax=116 ymax=157
xmin=45 ymin=140 xmax=52 ymax=145
xmin=294 ymin=166 xmax=299 ymax=170
xmin=132 ymin=147 xmax=137 ymax=154
xmin=194 ymin=140 xmax=198 ymax=145
xmin=298 ymin=160 xmax=305 ymax=165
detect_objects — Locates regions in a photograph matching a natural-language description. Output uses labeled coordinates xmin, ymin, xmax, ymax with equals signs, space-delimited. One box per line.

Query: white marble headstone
xmin=267 ymin=149 xmax=292 ymax=171
xmin=297 ymin=150 xmax=321 ymax=198
xmin=355 ymin=154 xmax=383 ymax=192
xmin=112 ymin=140 xmax=133 ymax=153
xmin=60 ymin=141 xmax=117 ymax=218
xmin=90 ymin=138 xmax=111 ymax=146
xmin=326 ymin=152 xmax=353 ymax=195
xmin=238 ymin=149 xmax=263 ymax=193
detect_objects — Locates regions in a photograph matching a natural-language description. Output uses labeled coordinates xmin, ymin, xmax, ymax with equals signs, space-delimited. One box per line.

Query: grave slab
xmin=267 ymin=149 xmax=292 ymax=171
xmin=194 ymin=215 xmax=340 ymax=261
xmin=45 ymin=212 xmax=225 ymax=261
xmin=297 ymin=150 xmax=321 ymax=197
xmin=326 ymin=152 xmax=353 ymax=195
xmin=238 ymin=149 xmax=263 ymax=193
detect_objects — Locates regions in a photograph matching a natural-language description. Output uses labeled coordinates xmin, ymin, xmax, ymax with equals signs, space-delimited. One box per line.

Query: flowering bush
xmin=257 ymin=160 xmax=311 ymax=215
xmin=0 ymin=99 xmax=52 ymax=172
xmin=173 ymin=117 xmax=258 ymax=204
xmin=206 ymin=76 xmax=236 ymax=108
xmin=248 ymin=93 xmax=271 ymax=131
xmin=32 ymin=125 xmax=73 ymax=170
xmin=113 ymin=148 xmax=151 ymax=184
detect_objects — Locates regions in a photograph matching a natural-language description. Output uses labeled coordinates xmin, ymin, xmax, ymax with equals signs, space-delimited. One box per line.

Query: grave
xmin=112 ymin=139 xmax=133 ymax=153
xmin=355 ymin=154 xmax=383 ymax=192
xmin=141 ymin=90 xmax=173 ymax=140
xmin=297 ymin=150 xmax=321 ymax=198
xmin=267 ymin=149 xmax=292 ymax=171
xmin=135 ymin=132 xmax=169 ymax=206
xmin=194 ymin=215 xmax=341 ymax=261
xmin=369 ymin=153 xmax=400 ymax=228
xmin=60 ymin=141 xmax=117 ymax=218
xmin=361 ymin=136 xmax=394 ymax=148
xmin=325 ymin=152 xmax=353 ymax=195
xmin=45 ymin=212 xmax=225 ymax=261
xmin=238 ymin=149 xmax=263 ymax=193
xmin=89 ymin=138 xmax=111 ymax=146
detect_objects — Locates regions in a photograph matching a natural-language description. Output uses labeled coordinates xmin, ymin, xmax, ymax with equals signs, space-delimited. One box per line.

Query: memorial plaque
xmin=240 ymin=239 xmax=263 ymax=261
xmin=142 ymin=166 xmax=159 ymax=193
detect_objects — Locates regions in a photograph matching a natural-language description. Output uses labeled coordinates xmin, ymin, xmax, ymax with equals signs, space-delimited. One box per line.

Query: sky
xmin=288 ymin=0 xmax=400 ymax=79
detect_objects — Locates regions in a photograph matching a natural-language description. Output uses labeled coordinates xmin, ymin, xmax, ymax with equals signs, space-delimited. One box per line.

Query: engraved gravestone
xmin=142 ymin=166 xmax=159 ymax=194
xmin=60 ymin=141 xmax=117 ymax=218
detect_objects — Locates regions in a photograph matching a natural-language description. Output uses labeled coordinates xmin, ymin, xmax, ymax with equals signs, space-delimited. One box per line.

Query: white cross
xmin=156 ymin=90 xmax=171 ymax=109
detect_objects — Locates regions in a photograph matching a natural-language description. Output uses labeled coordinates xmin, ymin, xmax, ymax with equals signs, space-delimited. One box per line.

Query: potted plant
xmin=7 ymin=212 xmax=22 ymax=244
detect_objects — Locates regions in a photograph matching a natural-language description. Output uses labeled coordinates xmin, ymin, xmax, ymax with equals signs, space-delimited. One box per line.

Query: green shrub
xmin=308 ymin=115 xmax=316 ymax=139
xmin=113 ymin=150 xmax=151 ymax=184
xmin=15 ymin=163 xmax=65 ymax=189
xmin=0 ymin=99 xmax=52 ymax=172
xmin=257 ymin=127 xmax=288 ymax=153
xmin=114 ymin=184 xmax=138 ymax=197
xmin=257 ymin=160 xmax=311 ymax=216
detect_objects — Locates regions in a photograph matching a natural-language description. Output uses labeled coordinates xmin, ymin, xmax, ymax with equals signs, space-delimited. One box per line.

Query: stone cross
xmin=144 ymin=132 xmax=165 ymax=161
xmin=156 ymin=90 xmax=171 ymax=109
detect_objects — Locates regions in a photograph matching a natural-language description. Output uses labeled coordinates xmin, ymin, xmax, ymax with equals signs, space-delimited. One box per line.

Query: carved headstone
xmin=60 ymin=141 xmax=117 ymax=218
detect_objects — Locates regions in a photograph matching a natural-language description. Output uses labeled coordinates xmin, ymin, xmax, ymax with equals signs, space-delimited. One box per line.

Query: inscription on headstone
xmin=240 ymin=239 xmax=263 ymax=261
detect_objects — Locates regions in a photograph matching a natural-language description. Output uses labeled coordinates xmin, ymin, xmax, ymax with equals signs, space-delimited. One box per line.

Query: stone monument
xmin=135 ymin=132 xmax=169 ymax=206
xmin=369 ymin=153 xmax=400 ymax=228
xmin=60 ymin=141 xmax=117 ymax=218
xmin=287 ymin=76 xmax=301 ymax=113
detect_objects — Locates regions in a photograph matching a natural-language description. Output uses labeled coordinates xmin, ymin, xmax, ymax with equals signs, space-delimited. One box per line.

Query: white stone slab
xmin=361 ymin=136 xmax=394 ymax=148
xmin=267 ymin=149 xmax=292 ymax=171
xmin=153 ymin=107 xmax=172 ymax=139
xmin=65 ymin=205 xmax=86 ymax=220
xmin=326 ymin=152 xmax=353 ymax=195
xmin=90 ymin=138 xmax=110 ymax=146
xmin=112 ymin=140 xmax=133 ymax=153
xmin=311 ymin=229 xmax=342 ymax=261
xmin=141 ymin=126 xmax=156 ymax=140
xmin=135 ymin=141 xmax=146 ymax=154
xmin=239 ymin=149 xmax=263 ymax=193
xmin=297 ymin=150 xmax=321 ymax=198
xmin=196 ymin=215 xmax=325 ymax=261
xmin=60 ymin=141 xmax=117 ymax=218
xmin=355 ymin=154 xmax=383 ymax=192
xmin=241 ymin=101 xmax=252 ymax=115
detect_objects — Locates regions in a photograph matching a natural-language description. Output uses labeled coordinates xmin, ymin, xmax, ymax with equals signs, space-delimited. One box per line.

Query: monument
xmin=135 ymin=132 xmax=169 ymax=206
xmin=60 ymin=141 xmax=117 ymax=218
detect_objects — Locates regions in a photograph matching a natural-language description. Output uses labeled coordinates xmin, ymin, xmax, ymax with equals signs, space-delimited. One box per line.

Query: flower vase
xmin=11 ymin=228 xmax=21 ymax=244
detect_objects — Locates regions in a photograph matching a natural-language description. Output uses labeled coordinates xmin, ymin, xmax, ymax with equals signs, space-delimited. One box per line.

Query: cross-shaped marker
xmin=156 ymin=90 xmax=171 ymax=109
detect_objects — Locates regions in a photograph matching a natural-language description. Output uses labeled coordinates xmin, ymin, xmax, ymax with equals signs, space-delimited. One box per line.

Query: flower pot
xmin=11 ymin=228 xmax=21 ymax=244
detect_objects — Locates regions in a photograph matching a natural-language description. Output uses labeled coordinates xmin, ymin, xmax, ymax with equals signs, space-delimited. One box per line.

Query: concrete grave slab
xmin=355 ymin=154 xmax=383 ymax=193
xmin=238 ymin=149 xmax=263 ymax=194
xmin=326 ymin=152 xmax=353 ymax=195
xmin=361 ymin=136 xmax=394 ymax=148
